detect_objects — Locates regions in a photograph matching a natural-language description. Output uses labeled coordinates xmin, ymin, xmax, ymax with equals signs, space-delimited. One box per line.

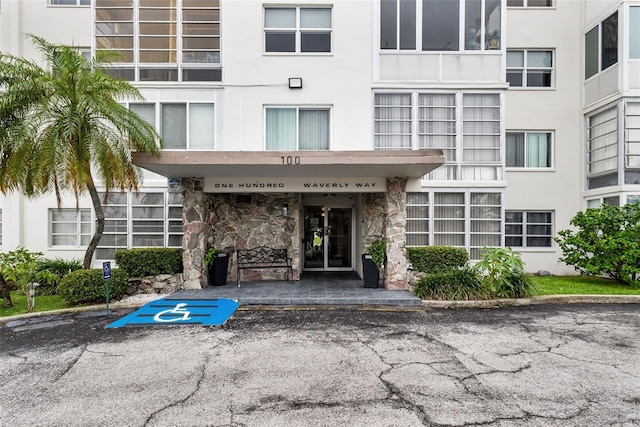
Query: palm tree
xmin=0 ymin=35 xmax=161 ymax=268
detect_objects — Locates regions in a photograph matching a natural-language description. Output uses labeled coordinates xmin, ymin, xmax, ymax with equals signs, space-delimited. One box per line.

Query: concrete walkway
xmin=167 ymin=271 xmax=422 ymax=307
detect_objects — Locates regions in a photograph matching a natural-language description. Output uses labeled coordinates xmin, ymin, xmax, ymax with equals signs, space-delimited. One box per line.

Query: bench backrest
xmin=237 ymin=247 xmax=289 ymax=265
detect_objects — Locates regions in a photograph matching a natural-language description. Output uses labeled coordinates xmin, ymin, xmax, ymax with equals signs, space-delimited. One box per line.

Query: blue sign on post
xmin=103 ymin=261 xmax=111 ymax=280
xmin=103 ymin=261 xmax=111 ymax=318
xmin=106 ymin=298 xmax=240 ymax=328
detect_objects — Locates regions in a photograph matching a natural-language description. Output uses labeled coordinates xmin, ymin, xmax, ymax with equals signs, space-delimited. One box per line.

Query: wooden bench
xmin=236 ymin=246 xmax=293 ymax=286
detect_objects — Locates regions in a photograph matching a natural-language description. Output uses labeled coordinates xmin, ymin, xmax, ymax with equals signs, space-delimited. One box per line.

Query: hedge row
xmin=114 ymin=248 xmax=183 ymax=277
xmin=412 ymin=267 xmax=489 ymax=300
xmin=407 ymin=246 xmax=468 ymax=274
xmin=58 ymin=268 xmax=128 ymax=305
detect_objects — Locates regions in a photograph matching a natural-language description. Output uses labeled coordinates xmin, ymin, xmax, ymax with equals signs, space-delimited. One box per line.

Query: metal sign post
xmin=103 ymin=262 xmax=111 ymax=318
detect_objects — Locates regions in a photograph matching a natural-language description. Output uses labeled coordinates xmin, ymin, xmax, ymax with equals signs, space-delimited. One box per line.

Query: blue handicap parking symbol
xmin=106 ymin=298 xmax=240 ymax=328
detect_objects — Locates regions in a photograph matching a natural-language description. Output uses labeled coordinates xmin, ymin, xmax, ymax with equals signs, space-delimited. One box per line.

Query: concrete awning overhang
xmin=132 ymin=149 xmax=445 ymax=179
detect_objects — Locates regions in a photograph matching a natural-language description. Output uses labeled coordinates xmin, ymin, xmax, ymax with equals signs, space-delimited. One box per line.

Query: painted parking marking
xmin=106 ymin=298 xmax=240 ymax=328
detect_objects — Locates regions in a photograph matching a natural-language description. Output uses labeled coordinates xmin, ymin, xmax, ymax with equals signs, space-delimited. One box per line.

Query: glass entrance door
xmin=303 ymin=206 xmax=352 ymax=270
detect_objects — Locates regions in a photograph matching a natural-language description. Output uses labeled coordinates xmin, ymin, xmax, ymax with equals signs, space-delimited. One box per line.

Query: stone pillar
xmin=361 ymin=193 xmax=386 ymax=252
xmin=385 ymin=178 xmax=408 ymax=290
xmin=181 ymin=178 xmax=210 ymax=289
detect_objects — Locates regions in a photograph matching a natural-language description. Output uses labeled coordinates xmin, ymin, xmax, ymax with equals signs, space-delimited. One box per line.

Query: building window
xmin=265 ymin=107 xmax=330 ymax=150
xmin=50 ymin=0 xmax=90 ymax=5
xmin=129 ymin=102 xmax=215 ymax=150
xmin=585 ymin=11 xmax=618 ymax=79
xmin=374 ymin=92 xmax=502 ymax=181
xmin=434 ymin=193 xmax=466 ymax=247
xmin=406 ymin=193 xmax=429 ymax=246
xmin=627 ymin=195 xmax=640 ymax=204
xmin=95 ymin=0 xmax=221 ymax=82
xmin=406 ymin=191 xmax=502 ymax=260
xmin=96 ymin=191 xmax=183 ymax=260
xmin=505 ymin=211 xmax=553 ymax=248
xmin=469 ymin=193 xmax=502 ymax=259
xmin=507 ymin=0 xmax=553 ymax=6
xmin=506 ymin=131 xmax=552 ymax=168
xmin=380 ymin=0 xmax=501 ymax=52
xmin=624 ymin=102 xmax=640 ymax=172
xmin=50 ymin=209 xmax=91 ymax=247
xmin=587 ymin=106 xmax=618 ymax=189
xmin=264 ymin=7 xmax=332 ymax=53
xmin=630 ymin=7 xmax=640 ymax=59
xmin=374 ymin=94 xmax=412 ymax=150
xmin=507 ymin=50 xmax=553 ymax=88
xmin=167 ymin=193 xmax=184 ymax=247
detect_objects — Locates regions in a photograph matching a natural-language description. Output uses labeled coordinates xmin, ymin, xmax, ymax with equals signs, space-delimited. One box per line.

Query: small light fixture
xmin=282 ymin=204 xmax=289 ymax=218
xmin=288 ymin=77 xmax=303 ymax=89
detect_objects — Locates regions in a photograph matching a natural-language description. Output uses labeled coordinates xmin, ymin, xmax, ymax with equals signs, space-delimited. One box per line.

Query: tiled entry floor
xmin=167 ymin=271 xmax=421 ymax=307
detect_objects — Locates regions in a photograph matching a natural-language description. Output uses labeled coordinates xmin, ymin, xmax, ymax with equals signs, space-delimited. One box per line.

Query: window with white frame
xmin=406 ymin=191 xmax=502 ymax=260
xmin=50 ymin=0 xmax=90 ymax=5
xmin=374 ymin=94 xmax=412 ymax=150
xmin=631 ymin=7 xmax=640 ymax=59
xmin=505 ymin=211 xmax=553 ymax=248
xmin=507 ymin=50 xmax=553 ymax=88
xmin=265 ymin=107 xmax=330 ymax=150
xmin=375 ymin=92 xmax=502 ymax=181
xmin=506 ymin=131 xmax=552 ymax=168
xmin=96 ymin=191 xmax=183 ymax=260
xmin=627 ymin=195 xmax=640 ymax=204
xmin=380 ymin=0 xmax=501 ymax=52
xmin=585 ymin=11 xmax=618 ymax=80
xmin=264 ymin=7 xmax=332 ymax=53
xmin=469 ymin=193 xmax=502 ymax=259
xmin=95 ymin=0 xmax=221 ymax=82
xmin=507 ymin=0 xmax=553 ymax=7
xmin=406 ymin=193 xmax=429 ymax=246
xmin=624 ymin=102 xmax=640 ymax=175
xmin=129 ymin=102 xmax=214 ymax=149
xmin=49 ymin=209 xmax=91 ymax=247
xmin=587 ymin=106 xmax=618 ymax=189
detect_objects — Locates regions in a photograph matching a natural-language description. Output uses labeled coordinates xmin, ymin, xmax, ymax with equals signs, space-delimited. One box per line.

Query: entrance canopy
xmin=132 ymin=149 xmax=445 ymax=181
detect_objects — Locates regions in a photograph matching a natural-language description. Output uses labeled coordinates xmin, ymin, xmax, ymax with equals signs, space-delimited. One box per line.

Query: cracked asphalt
xmin=1 ymin=303 xmax=639 ymax=426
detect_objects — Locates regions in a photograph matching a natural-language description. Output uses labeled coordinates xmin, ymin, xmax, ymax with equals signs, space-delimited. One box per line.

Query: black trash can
xmin=362 ymin=254 xmax=380 ymax=288
xmin=208 ymin=253 xmax=229 ymax=286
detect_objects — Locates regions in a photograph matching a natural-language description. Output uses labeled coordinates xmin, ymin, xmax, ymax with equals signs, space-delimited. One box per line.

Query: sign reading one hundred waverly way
xmin=204 ymin=177 xmax=388 ymax=193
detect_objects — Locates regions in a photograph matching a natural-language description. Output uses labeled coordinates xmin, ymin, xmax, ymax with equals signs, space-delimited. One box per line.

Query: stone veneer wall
xmin=125 ymin=274 xmax=184 ymax=296
xmin=361 ymin=193 xmax=386 ymax=251
xmin=208 ymin=193 xmax=301 ymax=282
xmin=385 ymin=178 xmax=408 ymax=290
xmin=181 ymin=178 xmax=212 ymax=289
xmin=360 ymin=179 xmax=408 ymax=290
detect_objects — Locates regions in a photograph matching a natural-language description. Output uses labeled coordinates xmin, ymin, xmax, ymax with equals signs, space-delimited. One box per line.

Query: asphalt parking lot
xmin=1 ymin=303 xmax=639 ymax=426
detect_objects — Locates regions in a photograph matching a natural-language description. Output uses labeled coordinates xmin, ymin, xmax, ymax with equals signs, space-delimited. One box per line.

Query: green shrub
xmin=555 ymin=203 xmax=640 ymax=288
xmin=366 ymin=237 xmax=387 ymax=271
xmin=474 ymin=247 xmax=535 ymax=298
xmin=413 ymin=267 xmax=488 ymax=300
xmin=407 ymin=246 xmax=468 ymax=274
xmin=114 ymin=248 xmax=183 ymax=277
xmin=34 ymin=258 xmax=83 ymax=295
xmin=501 ymin=270 xmax=535 ymax=298
xmin=58 ymin=268 xmax=128 ymax=305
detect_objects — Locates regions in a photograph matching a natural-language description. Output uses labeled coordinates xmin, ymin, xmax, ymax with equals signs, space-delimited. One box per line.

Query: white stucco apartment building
xmin=0 ymin=0 xmax=638 ymax=288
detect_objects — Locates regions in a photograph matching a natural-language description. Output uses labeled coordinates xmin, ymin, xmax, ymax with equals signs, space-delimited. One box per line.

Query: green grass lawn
xmin=0 ymin=291 xmax=73 ymax=318
xmin=531 ymin=275 xmax=640 ymax=296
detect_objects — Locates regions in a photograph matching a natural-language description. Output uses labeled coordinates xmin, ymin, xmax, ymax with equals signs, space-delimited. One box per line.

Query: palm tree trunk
xmin=0 ymin=272 xmax=13 ymax=308
xmin=84 ymin=173 xmax=105 ymax=269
